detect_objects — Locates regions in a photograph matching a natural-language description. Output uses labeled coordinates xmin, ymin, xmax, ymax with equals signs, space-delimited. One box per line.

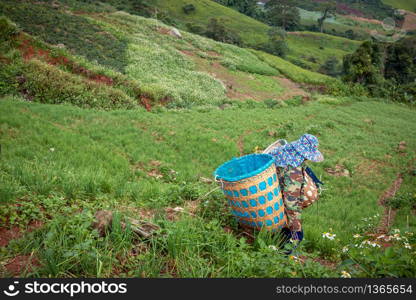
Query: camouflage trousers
xmin=276 ymin=165 xmax=305 ymax=232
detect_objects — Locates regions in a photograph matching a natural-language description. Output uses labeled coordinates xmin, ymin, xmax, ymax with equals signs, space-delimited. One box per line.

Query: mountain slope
xmin=150 ymin=0 xmax=361 ymax=71
xmin=382 ymin=0 xmax=416 ymax=12
xmin=1 ymin=5 xmax=334 ymax=110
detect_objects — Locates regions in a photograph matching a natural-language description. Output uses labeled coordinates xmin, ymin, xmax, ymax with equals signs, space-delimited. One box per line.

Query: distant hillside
xmin=382 ymin=0 xmax=416 ymax=12
xmin=151 ymin=0 xmax=361 ymax=72
xmin=0 ymin=2 xmax=334 ymax=111
xmin=293 ymin=0 xmax=394 ymax=20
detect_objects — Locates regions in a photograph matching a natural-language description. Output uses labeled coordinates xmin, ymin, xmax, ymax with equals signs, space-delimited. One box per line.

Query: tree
xmin=344 ymin=29 xmax=355 ymax=40
xmin=319 ymin=56 xmax=339 ymax=76
xmin=317 ymin=1 xmax=336 ymax=33
xmin=182 ymin=4 xmax=196 ymax=14
xmin=343 ymin=41 xmax=383 ymax=86
xmin=266 ymin=27 xmax=288 ymax=57
xmin=213 ymin=0 xmax=264 ymax=20
xmin=204 ymin=18 xmax=242 ymax=46
xmin=265 ymin=0 xmax=300 ymax=31
xmin=384 ymin=37 xmax=416 ymax=84
xmin=234 ymin=0 xmax=258 ymax=17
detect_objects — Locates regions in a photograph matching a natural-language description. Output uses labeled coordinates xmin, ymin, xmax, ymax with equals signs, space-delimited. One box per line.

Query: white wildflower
xmin=404 ymin=243 xmax=411 ymax=250
xmin=322 ymin=232 xmax=336 ymax=240
xmin=49 ymin=148 xmax=55 ymax=152
xmin=353 ymin=234 xmax=361 ymax=238
xmin=173 ymin=207 xmax=184 ymax=212
xmin=342 ymin=246 xmax=349 ymax=253
xmin=393 ymin=233 xmax=402 ymax=241
xmin=268 ymin=245 xmax=278 ymax=251
xmin=341 ymin=270 xmax=351 ymax=278
xmin=370 ymin=242 xmax=381 ymax=248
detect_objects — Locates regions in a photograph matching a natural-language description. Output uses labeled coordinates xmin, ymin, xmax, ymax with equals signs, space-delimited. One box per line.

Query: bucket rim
xmin=214 ymin=153 xmax=275 ymax=182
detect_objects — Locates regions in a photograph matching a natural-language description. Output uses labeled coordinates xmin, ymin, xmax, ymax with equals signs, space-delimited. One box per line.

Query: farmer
xmin=267 ymin=134 xmax=324 ymax=252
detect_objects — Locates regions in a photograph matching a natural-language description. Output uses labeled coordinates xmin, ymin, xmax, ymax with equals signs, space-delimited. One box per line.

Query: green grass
xmin=382 ymin=0 xmax=416 ymax=12
xmin=1 ymin=0 xmax=362 ymax=107
xmin=252 ymin=50 xmax=333 ymax=85
xmin=1 ymin=0 xmax=365 ymax=74
xmin=298 ymin=7 xmax=387 ymax=40
xmin=390 ymin=165 xmax=416 ymax=233
xmin=286 ymin=31 xmax=361 ymax=70
xmin=152 ymin=0 xmax=270 ymax=46
xmin=0 ymin=0 xmax=129 ymax=72
xmin=85 ymin=12 xmax=279 ymax=105
xmin=1 ymin=96 xmax=415 ymax=277
xmin=1 ymin=1 xmax=415 ymax=278
xmin=150 ymin=0 xmax=362 ymax=72
xmin=0 ymin=12 xmax=284 ymax=108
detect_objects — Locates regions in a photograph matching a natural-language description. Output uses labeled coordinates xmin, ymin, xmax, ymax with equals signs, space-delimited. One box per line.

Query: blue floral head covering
xmin=269 ymin=134 xmax=324 ymax=167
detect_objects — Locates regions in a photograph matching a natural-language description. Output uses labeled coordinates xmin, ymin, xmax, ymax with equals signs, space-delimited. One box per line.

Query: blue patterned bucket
xmin=214 ymin=154 xmax=287 ymax=231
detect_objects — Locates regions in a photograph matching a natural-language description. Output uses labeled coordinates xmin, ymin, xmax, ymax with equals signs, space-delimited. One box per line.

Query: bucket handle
xmin=214 ymin=175 xmax=225 ymax=190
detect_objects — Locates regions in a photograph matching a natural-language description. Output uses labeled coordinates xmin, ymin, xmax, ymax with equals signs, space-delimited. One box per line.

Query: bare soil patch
xmin=274 ymin=76 xmax=309 ymax=100
xmin=17 ymin=34 xmax=115 ymax=86
xmin=376 ymin=173 xmax=403 ymax=234
xmin=325 ymin=164 xmax=350 ymax=177
xmin=356 ymin=159 xmax=388 ymax=177
xmin=140 ymin=96 xmax=152 ymax=112
xmin=402 ymin=11 xmax=416 ymax=31
xmin=5 ymin=255 xmax=41 ymax=276
xmin=0 ymin=220 xmax=43 ymax=248
xmin=343 ymin=14 xmax=383 ymax=25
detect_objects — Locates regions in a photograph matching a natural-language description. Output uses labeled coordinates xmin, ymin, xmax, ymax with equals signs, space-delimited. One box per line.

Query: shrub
xmin=0 ymin=16 xmax=20 ymax=43
xmin=319 ymin=56 xmax=340 ymax=77
xmin=182 ymin=4 xmax=196 ymax=14
xmin=386 ymin=192 xmax=416 ymax=210
xmin=264 ymin=98 xmax=279 ymax=109
xmin=204 ymin=18 xmax=242 ymax=46
xmin=263 ymin=27 xmax=288 ymax=58
xmin=326 ymin=80 xmax=369 ymax=98
xmin=185 ymin=22 xmax=205 ymax=35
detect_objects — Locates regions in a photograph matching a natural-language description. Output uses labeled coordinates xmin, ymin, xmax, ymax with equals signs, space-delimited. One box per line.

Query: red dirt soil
xmin=402 ymin=11 xmax=416 ymax=31
xmin=0 ymin=220 xmax=43 ymax=247
xmin=5 ymin=255 xmax=41 ymax=276
xmin=140 ymin=96 xmax=152 ymax=112
xmin=343 ymin=14 xmax=383 ymax=25
xmin=17 ymin=35 xmax=114 ymax=86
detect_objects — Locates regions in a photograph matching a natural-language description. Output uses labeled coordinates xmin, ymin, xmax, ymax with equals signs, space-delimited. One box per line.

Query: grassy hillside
xmin=153 ymin=0 xmax=270 ymax=46
xmin=1 ymin=7 xmax=336 ymax=109
xmin=1 ymin=96 xmax=415 ymax=277
xmin=251 ymin=50 xmax=333 ymax=85
xmin=382 ymin=0 xmax=416 ymax=12
xmin=298 ymin=8 xmax=387 ymax=40
xmin=286 ymin=31 xmax=361 ymax=70
xmin=150 ymin=0 xmax=361 ymax=72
